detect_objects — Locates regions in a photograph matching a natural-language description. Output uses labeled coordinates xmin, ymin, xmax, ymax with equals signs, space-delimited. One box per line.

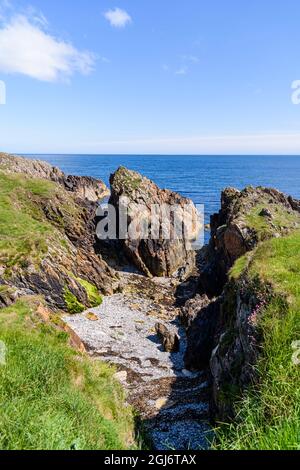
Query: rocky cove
xmin=0 ymin=153 xmax=299 ymax=450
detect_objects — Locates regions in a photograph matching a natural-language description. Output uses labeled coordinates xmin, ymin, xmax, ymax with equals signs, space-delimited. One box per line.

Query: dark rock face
xmin=0 ymin=153 xmax=109 ymax=202
xmin=210 ymin=279 xmax=273 ymax=419
xmin=180 ymin=294 xmax=210 ymax=328
xmin=109 ymin=167 xmax=200 ymax=278
xmin=184 ymin=297 xmax=221 ymax=371
xmin=155 ymin=323 xmax=180 ymax=353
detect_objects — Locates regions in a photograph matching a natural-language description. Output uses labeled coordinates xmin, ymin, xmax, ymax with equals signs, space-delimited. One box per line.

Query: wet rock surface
xmin=65 ymin=274 xmax=211 ymax=450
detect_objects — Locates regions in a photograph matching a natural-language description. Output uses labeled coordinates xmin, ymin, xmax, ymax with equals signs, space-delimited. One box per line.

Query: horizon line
xmin=17 ymin=152 xmax=300 ymax=157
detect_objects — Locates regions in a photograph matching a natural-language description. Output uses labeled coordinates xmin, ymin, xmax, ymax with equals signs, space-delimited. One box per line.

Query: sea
xmin=24 ymin=154 xmax=300 ymax=243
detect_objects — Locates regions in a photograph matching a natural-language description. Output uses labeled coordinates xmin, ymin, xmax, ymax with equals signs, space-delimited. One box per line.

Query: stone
xmin=180 ymin=294 xmax=210 ymax=328
xmin=155 ymin=322 xmax=180 ymax=353
xmin=109 ymin=167 xmax=201 ymax=278
xmin=155 ymin=398 xmax=177 ymax=410
xmin=37 ymin=304 xmax=51 ymax=323
xmin=0 ymin=152 xmax=109 ymax=202
xmin=182 ymin=369 xmax=195 ymax=378
xmin=259 ymin=208 xmax=273 ymax=219
xmin=85 ymin=312 xmax=99 ymax=322
xmin=0 ymin=153 xmax=118 ymax=311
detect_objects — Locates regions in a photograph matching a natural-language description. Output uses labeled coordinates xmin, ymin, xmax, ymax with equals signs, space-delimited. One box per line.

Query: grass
xmin=245 ymin=203 xmax=300 ymax=241
xmin=0 ymin=171 xmax=59 ymax=272
xmin=229 ymin=253 xmax=249 ymax=280
xmin=216 ymin=231 xmax=300 ymax=450
xmin=114 ymin=167 xmax=142 ymax=192
xmin=0 ymin=298 xmax=136 ymax=450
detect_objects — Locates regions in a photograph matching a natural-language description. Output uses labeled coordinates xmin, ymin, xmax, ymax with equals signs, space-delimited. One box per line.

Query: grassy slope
xmin=0 ymin=171 xmax=55 ymax=270
xmin=0 ymin=297 xmax=135 ymax=450
xmin=217 ymin=231 xmax=300 ymax=450
xmin=0 ymin=171 xmax=104 ymax=314
xmin=0 ymin=170 xmax=136 ymax=449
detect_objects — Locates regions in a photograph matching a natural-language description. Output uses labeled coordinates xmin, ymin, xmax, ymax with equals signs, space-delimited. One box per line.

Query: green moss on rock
xmin=76 ymin=278 xmax=103 ymax=308
xmin=63 ymin=287 xmax=85 ymax=314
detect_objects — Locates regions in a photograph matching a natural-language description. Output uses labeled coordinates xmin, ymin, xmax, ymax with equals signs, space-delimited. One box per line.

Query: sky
xmin=1 ymin=0 xmax=300 ymax=154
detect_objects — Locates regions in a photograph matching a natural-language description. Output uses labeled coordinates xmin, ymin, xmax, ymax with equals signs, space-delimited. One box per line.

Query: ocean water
xmin=24 ymin=154 xmax=300 ymax=241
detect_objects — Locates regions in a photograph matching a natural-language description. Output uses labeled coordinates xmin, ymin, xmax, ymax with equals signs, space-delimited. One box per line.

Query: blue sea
xmin=24 ymin=154 xmax=300 ymax=242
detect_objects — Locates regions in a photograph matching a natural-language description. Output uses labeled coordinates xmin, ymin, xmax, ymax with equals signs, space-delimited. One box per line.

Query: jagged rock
xmin=0 ymin=153 xmax=118 ymax=310
xmin=200 ymin=186 xmax=300 ymax=296
xmin=0 ymin=152 xmax=109 ymax=202
xmin=155 ymin=323 xmax=180 ymax=353
xmin=109 ymin=167 xmax=200 ymax=278
xmin=185 ymin=186 xmax=300 ymax=419
xmin=180 ymin=294 xmax=210 ymax=327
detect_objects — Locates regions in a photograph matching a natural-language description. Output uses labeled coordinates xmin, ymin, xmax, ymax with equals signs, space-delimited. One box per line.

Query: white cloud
xmin=0 ymin=14 xmax=95 ymax=82
xmin=104 ymin=7 xmax=132 ymax=28
xmin=175 ymin=66 xmax=188 ymax=76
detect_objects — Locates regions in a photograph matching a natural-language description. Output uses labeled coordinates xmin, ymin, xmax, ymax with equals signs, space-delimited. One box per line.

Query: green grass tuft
xmin=229 ymin=254 xmax=249 ymax=279
xmin=0 ymin=298 xmax=136 ymax=450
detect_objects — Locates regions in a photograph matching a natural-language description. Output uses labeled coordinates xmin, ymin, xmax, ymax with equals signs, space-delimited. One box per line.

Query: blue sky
xmin=1 ymin=0 xmax=300 ymax=154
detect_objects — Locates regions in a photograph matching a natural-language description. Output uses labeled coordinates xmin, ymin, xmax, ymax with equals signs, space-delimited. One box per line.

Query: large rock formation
xmin=0 ymin=153 xmax=117 ymax=311
xmin=109 ymin=167 xmax=201 ymax=278
xmin=200 ymin=186 xmax=300 ymax=297
xmin=184 ymin=186 xmax=300 ymax=417
xmin=0 ymin=152 xmax=109 ymax=202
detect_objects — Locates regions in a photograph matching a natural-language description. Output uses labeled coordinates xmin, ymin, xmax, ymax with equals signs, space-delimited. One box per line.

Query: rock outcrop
xmin=209 ymin=277 xmax=273 ymax=419
xmin=0 ymin=153 xmax=117 ymax=311
xmin=200 ymin=186 xmax=300 ymax=297
xmin=0 ymin=152 xmax=109 ymax=202
xmin=109 ymin=167 xmax=201 ymax=278
xmin=183 ymin=186 xmax=300 ymax=417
